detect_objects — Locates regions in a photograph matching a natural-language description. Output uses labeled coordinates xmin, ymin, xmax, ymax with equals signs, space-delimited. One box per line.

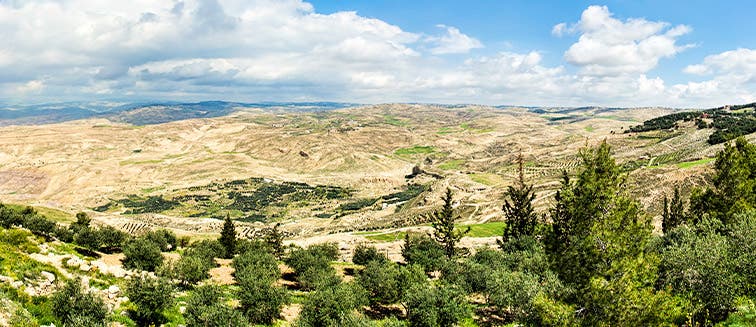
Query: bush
xmin=357 ymin=260 xmax=403 ymax=305
xmin=358 ymin=261 xmax=428 ymax=306
xmin=125 ymin=274 xmax=174 ymax=326
xmin=22 ymin=215 xmax=56 ymax=238
xmin=285 ymin=245 xmax=339 ymax=290
xmin=658 ymin=220 xmax=740 ymax=323
xmin=144 ymin=229 xmax=177 ymax=252
xmin=297 ymin=282 xmax=368 ymax=327
xmin=352 ymin=244 xmax=387 ymax=265
xmin=232 ymin=247 xmax=279 ymax=281
xmin=232 ymin=247 xmax=288 ymax=324
xmin=401 ymin=234 xmax=445 ymax=273
xmin=184 ymin=239 xmax=224 ymax=268
xmin=237 ymin=268 xmax=289 ymax=324
xmin=95 ymin=225 xmax=128 ymax=253
xmin=185 ymin=285 xmax=248 ymax=327
xmin=403 ymin=283 xmax=471 ymax=327
xmin=162 ymin=254 xmax=211 ymax=288
xmin=50 ymin=278 xmax=108 ymax=326
xmin=122 ymin=237 xmax=163 ymax=271
xmin=73 ymin=227 xmax=101 ymax=251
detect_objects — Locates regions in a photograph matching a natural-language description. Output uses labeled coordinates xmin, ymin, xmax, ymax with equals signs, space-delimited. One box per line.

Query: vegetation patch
xmin=628 ymin=102 xmax=756 ymax=144
xmin=383 ymin=115 xmax=409 ymax=127
xmin=394 ymin=145 xmax=436 ymax=156
xmin=439 ymin=159 xmax=465 ymax=170
xmin=676 ymin=157 xmax=715 ymax=169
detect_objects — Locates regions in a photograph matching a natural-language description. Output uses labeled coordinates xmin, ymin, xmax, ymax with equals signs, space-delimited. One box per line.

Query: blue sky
xmin=1 ymin=0 xmax=755 ymax=107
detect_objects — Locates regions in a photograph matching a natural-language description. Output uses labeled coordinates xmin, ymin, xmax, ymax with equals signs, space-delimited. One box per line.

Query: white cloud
xmin=560 ymin=5 xmax=692 ymax=76
xmin=427 ymin=25 xmax=483 ymax=55
xmin=551 ymin=23 xmax=569 ymax=37
xmin=0 ymin=1 xmax=752 ymax=108
xmin=16 ymin=80 xmax=45 ymax=93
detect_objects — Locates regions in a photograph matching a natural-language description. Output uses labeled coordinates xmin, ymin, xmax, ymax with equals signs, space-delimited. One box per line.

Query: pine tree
xmin=264 ymin=223 xmax=285 ymax=259
xmin=499 ymin=152 xmax=538 ymax=247
xmin=545 ymin=141 xmax=652 ymax=293
xmin=429 ymin=188 xmax=469 ymax=259
xmin=219 ymin=215 xmax=237 ymax=259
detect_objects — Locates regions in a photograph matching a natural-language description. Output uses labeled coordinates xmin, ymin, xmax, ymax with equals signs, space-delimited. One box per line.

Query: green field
xmin=676 ymin=157 xmax=715 ymax=169
xmin=438 ymin=159 xmax=465 ymax=170
xmin=394 ymin=145 xmax=436 ymax=156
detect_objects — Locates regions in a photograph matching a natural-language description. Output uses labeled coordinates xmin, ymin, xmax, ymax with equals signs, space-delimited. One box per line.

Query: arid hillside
xmin=0 ymin=104 xmax=746 ymax=238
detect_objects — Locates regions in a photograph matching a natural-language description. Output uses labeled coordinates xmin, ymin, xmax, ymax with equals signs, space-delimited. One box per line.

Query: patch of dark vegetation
xmin=337 ymin=184 xmax=427 ymax=213
xmin=118 ymin=196 xmax=180 ymax=215
xmin=628 ymin=102 xmax=756 ymax=144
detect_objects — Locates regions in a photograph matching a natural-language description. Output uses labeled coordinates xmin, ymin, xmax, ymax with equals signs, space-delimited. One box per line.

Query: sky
xmin=1 ymin=0 xmax=755 ymax=108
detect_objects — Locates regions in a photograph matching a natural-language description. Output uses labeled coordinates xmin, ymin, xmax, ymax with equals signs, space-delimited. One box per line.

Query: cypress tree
xmin=499 ymin=152 xmax=538 ymax=247
xmin=429 ymin=188 xmax=469 ymax=259
xmin=219 ymin=215 xmax=237 ymax=259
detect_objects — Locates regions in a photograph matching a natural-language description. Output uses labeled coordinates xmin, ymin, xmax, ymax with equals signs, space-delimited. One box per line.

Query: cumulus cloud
xmin=560 ymin=5 xmax=693 ymax=76
xmin=0 ymin=1 xmax=752 ymax=108
xmin=427 ymin=25 xmax=484 ymax=55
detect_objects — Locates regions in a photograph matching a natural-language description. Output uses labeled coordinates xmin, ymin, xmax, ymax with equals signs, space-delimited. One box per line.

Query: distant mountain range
xmin=0 ymin=101 xmax=359 ymax=126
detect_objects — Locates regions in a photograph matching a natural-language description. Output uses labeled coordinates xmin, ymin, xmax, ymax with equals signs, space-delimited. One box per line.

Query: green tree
xmin=264 ymin=222 xmax=285 ymax=259
xmin=185 ymin=285 xmax=248 ymax=327
xmin=162 ymin=254 xmax=211 ymax=288
xmin=401 ymin=234 xmax=445 ymax=273
xmin=96 ymin=225 xmax=128 ymax=253
xmin=352 ymin=243 xmax=388 ymax=265
xmin=662 ymin=186 xmax=686 ymax=233
xmin=284 ymin=244 xmax=340 ymax=290
xmin=73 ymin=227 xmax=101 ymax=251
xmin=218 ymin=215 xmax=236 ymax=259
xmin=403 ymin=283 xmax=471 ymax=327
xmin=545 ymin=141 xmax=652 ymax=295
xmin=122 ymin=237 xmax=163 ymax=271
xmin=429 ymin=188 xmax=469 ymax=259
xmin=51 ymin=278 xmax=108 ymax=327
xmin=297 ymin=281 xmax=368 ymax=327
xmin=690 ymin=137 xmax=756 ymax=223
xmin=357 ymin=260 xmax=403 ymax=305
xmin=236 ymin=267 xmax=289 ymax=324
xmin=125 ymin=274 xmax=174 ymax=326
xmin=71 ymin=212 xmax=91 ymax=232
xmin=500 ymin=152 xmax=539 ymax=245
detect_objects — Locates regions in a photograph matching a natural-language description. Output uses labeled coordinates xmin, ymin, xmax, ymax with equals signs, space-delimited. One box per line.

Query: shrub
xmin=236 ymin=268 xmax=288 ymax=324
xmin=73 ymin=227 xmax=101 ymax=251
xmin=184 ymin=239 xmax=224 ymax=268
xmin=125 ymin=274 xmax=174 ymax=326
xmin=357 ymin=261 xmax=403 ymax=305
xmin=285 ymin=245 xmax=339 ymax=290
xmin=401 ymin=234 xmax=445 ymax=273
xmin=50 ymin=278 xmax=107 ymax=326
xmin=22 ymin=215 xmax=56 ymax=238
xmin=232 ymin=248 xmax=279 ymax=281
xmin=96 ymin=225 xmax=128 ymax=253
xmin=144 ymin=229 xmax=177 ymax=252
xmin=658 ymin=220 xmax=740 ymax=323
xmin=297 ymin=282 xmax=368 ymax=327
xmin=403 ymin=283 xmax=471 ymax=327
xmin=162 ymin=254 xmax=211 ymax=288
xmin=185 ymin=285 xmax=248 ymax=327
xmin=352 ymin=244 xmax=387 ymax=265
xmin=122 ymin=237 xmax=163 ymax=271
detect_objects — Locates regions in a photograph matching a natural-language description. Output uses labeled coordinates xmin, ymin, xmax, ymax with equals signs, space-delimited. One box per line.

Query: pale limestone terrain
xmin=0 ymin=104 xmax=732 ymax=241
